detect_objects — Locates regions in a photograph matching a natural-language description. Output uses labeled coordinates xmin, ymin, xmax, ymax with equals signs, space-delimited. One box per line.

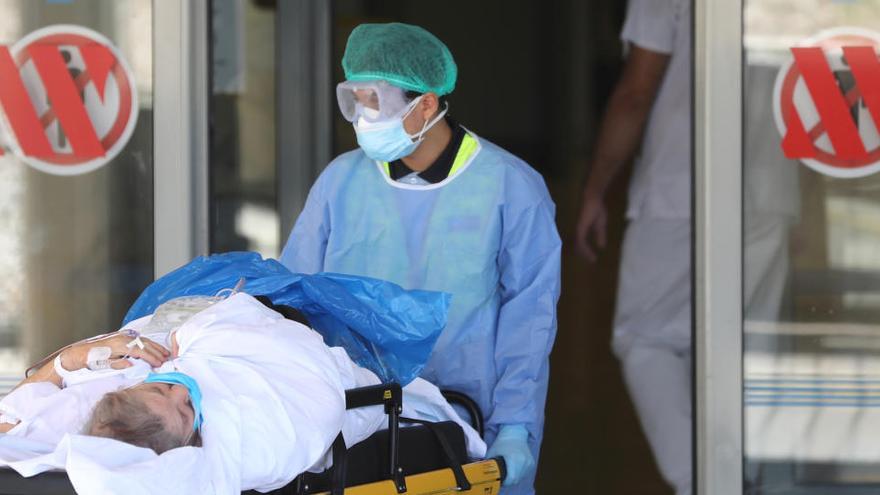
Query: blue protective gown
xmin=280 ymin=131 xmax=561 ymax=494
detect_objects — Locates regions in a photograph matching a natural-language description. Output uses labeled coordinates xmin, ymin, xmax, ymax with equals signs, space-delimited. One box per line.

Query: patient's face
xmin=129 ymin=382 xmax=195 ymax=440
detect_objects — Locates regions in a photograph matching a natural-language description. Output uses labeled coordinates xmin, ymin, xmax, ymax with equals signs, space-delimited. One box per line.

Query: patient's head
xmin=86 ymin=382 xmax=200 ymax=454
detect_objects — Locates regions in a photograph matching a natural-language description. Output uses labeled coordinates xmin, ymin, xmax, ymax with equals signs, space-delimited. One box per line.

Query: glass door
xmin=743 ymin=1 xmax=880 ymax=493
xmin=207 ymin=0 xmax=331 ymax=258
xmin=0 ymin=0 xmax=154 ymax=392
xmin=698 ymin=0 xmax=880 ymax=493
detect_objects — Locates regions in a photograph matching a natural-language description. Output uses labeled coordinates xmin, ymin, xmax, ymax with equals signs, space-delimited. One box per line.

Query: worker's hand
xmin=574 ymin=189 xmax=608 ymax=262
xmin=487 ymin=424 xmax=535 ymax=486
xmin=60 ymin=334 xmax=170 ymax=371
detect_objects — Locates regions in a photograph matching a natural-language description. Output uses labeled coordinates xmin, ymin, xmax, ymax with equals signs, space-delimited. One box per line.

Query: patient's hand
xmin=0 ymin=421 xmax=18 ymax=433
xmin=61 ymin=335 xmax=171 ymax=370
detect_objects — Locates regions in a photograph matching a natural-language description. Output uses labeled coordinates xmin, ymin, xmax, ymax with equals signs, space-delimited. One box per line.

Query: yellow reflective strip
xmin=448 ymin=134 xmax=478 ymax=177
xmin=382 ymin=162 xmax=390 ymax=177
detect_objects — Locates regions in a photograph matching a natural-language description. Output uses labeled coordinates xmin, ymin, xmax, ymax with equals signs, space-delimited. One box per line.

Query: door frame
xmin=694 ymin=0 xmax=744 ymax=493
xmin=152 ymin=0 xmax=210 ymax=277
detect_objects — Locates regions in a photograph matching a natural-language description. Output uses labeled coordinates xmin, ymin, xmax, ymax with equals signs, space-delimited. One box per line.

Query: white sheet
xmin=0 ymin=293 xmax=485 ymax=494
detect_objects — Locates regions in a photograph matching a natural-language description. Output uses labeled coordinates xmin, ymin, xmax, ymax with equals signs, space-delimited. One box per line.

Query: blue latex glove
xmin=486 ymin=424 xmax=535 ymax=486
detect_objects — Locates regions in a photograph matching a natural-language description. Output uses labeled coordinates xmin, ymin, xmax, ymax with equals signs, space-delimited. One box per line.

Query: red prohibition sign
xmin=773 ymin=29 xmax=880 ymax=178
xmin=0 ymin=25 xmax=139 ymax=175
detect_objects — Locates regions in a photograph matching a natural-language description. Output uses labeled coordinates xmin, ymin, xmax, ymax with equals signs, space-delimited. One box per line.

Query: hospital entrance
xmin=2 ymin=1 xmax=880 ymax=494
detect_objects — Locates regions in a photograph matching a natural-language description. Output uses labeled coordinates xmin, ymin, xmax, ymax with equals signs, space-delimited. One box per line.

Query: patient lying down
xmin=86 ymin=377 xmax=202 ymax=454
xmin=0 ymin=293 xmax=484 ymax=495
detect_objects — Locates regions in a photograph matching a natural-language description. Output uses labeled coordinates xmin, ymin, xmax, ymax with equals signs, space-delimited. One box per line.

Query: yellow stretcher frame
xmin=314 ymin=459 xmax=503 ymax=495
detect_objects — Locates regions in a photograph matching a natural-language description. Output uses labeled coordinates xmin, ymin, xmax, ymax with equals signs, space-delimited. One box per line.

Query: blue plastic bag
xmin=124 ymin=252 xmax=450 ymax=385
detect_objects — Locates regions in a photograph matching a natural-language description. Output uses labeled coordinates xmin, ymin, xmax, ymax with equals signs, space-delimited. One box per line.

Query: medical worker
xmin=280 ymin=23 xmax=561 ymax=494
xmin=574 ymin=1 xmax=693 ymax=494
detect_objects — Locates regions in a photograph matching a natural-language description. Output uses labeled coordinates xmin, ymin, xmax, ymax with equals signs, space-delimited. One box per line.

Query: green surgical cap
xmin=342 ymin=23 xmax=457 ymax=96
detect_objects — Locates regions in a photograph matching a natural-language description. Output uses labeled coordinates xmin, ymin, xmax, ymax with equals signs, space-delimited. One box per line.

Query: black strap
xmin=330 ymin=433 xmax=347 ymax=495
xmin=399 ymin=417 xmax=472 ymax=491
xmin=254 ymin=295 xmax=312 ymax=327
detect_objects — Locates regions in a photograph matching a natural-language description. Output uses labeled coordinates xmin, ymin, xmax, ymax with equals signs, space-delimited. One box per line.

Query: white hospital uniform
xmin=614 ymin=0 xmax=693 ymax=353
xmin=614 ymin=3 xmax=797 ymax=495
xmin=0 ymin=293 xmax=485 ymax=494
xmin=613 ymin=1 xmax=693 ymax=494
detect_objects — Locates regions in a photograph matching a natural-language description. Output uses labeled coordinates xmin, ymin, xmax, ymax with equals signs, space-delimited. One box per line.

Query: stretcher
xmin=0 ymin=383 xmax=504 ymax=495
xmin=0 ymin=301 xmax=505 ymax=494
xmin=276 ymin=383 xmax=505 ymax=495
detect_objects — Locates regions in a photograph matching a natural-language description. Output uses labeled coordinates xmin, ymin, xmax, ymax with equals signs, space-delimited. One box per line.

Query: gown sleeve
xmin=490 ymin=178 xmax=562 ymax=434
xmin=279 ymin=170 xmax=331 ymax=275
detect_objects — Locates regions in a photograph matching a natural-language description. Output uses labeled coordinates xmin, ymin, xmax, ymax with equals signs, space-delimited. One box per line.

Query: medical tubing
xmin=214 ymin=277 xmax=247 ymax=299
xmin=56 ymin=282 xmax=245 ymax=373
xmin=25 ymin=328 xmax=139 ymax=378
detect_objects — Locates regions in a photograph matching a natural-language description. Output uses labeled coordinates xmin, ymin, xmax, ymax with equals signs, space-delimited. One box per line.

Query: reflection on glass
xmin=210 ymin=0 xmax=279 ymax=259
xmin=0 ymin=0 xmax=153 ymax=396
xmin=744 ymin=1 xmax=880 ymax=492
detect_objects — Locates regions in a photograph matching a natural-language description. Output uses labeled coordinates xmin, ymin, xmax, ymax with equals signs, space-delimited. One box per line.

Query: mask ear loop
xmin=409 ymin=101 xmax=449 ymax=143
xmin=182 ymin=397 xmax=201 ymax=445
xmin=398 ymin=95 xmax=423 ymax=120
xmin=183 ymin=425 xmax=199 ymax=447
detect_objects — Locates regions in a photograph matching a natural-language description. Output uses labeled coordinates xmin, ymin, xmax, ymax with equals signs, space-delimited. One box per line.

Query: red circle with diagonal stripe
xmin=0 ymin=25 xmax=138 ymax=175
xmin=773 ymin=28 xmax=880 ymax=178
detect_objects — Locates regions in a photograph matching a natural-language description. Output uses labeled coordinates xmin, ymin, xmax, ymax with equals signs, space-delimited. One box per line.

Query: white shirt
xmin=621 ymin=0 xmax=692 ymax=219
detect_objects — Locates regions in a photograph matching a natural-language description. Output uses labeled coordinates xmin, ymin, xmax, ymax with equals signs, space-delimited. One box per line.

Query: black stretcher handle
xmin=345 ymin=383 xmax=402 ymax=414
xmin=440 ymin=389 xmax=485 ymax=438
xmin=341 ymin=383 xmax=407 ymax=493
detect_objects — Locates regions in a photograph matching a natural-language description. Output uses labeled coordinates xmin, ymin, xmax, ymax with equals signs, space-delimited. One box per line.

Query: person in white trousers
xmin=575 ymin=1 xmax=796 ymax=494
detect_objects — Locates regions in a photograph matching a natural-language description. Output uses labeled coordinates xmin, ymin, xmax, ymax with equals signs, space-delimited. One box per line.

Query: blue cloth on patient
xmin=123 ymin=252 xmax=449 ymax=386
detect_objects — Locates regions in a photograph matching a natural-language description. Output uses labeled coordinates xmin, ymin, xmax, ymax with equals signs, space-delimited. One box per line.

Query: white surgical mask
xmin=354 ymin=97 xmax=448 ymax=162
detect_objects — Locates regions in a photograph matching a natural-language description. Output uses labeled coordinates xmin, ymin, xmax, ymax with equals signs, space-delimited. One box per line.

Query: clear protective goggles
xmin=336 ymin=80 xmax=414 ymax=123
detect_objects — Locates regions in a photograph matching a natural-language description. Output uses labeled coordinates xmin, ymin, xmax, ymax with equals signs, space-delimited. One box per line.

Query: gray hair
xmin=85 ymin=389 xmax=200 ymax=454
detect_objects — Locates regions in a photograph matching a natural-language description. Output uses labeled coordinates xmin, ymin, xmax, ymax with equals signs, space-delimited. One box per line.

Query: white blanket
xmin=0 ymin=293 xmax=485 ymax=494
